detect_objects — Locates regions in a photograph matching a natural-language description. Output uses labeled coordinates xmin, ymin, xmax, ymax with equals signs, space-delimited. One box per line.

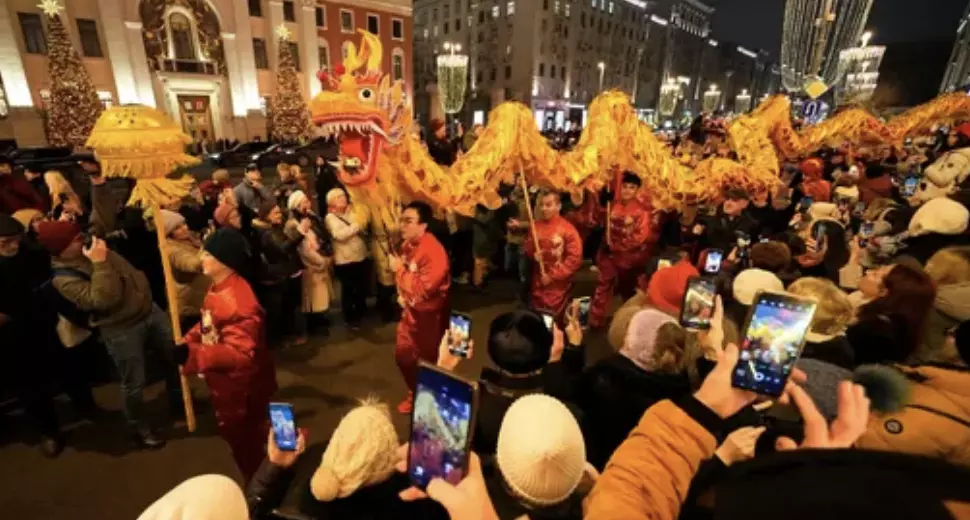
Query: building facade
xmin=941 ymin=1 xmax=970 ymax=93
xmin=0 ymin=0 xmax=412 ymax=147
xmin=779 ymin=0 xmax=872 ymax=91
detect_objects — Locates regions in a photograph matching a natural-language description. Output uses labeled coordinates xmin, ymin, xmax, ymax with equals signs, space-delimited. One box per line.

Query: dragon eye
xmin=358 ymin=88 xmax=374 ymax=101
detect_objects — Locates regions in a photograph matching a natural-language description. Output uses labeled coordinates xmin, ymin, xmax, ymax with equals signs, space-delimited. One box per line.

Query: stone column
xmin=300 ymin=0 xmax=320 ymax=97
xmin=124 ymin=21 xmax=157 ymax=107
xmin=95 ymin=0 xmax=140 ymax=105
xmin=0 ymin=2 xmax=44 ymax=144
xmin=220 ymin=33 xmax=249 ymax=118
xmin=267 ymin=0 xmax=285 ymax=71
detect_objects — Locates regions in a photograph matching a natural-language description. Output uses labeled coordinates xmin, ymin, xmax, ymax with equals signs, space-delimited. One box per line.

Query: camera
xmin=82 ymin=229 xmax=126 ymax=249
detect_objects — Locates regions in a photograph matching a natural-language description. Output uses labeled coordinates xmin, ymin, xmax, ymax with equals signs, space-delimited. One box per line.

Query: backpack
xmin=40 ymin=267 xmax=96 ymax=330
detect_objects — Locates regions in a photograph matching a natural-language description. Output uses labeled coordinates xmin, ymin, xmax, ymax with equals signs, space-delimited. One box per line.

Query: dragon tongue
xmin=341 ymin=134 xmax=368 ymax=162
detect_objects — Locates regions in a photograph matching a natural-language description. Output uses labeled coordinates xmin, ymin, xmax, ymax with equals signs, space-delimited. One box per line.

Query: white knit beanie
xmin=732 ymin=268 xmax=784 ymax=306
xmin=310 ymin=398 xmax=399 ymax=502
xmin=908 ymin=197 xmax=969 ymax=237
xmin=136 ymin=474 xmax=247 ymax=520
xmin=287 ymin=190 xmax=309 ymax=211
xmin=158 ymin=209 xmax=186 ymax=236
xmin=496 ymin=394 xmax=586 ymax=507
xmin=326 ymin=188 xmax=347 ymax=206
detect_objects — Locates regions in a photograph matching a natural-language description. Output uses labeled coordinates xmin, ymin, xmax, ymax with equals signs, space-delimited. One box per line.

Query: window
xmin=283 ymin=1 xmax=295 ymax=22
xmin=316 ymin=7 xmax=325 ymax=27
xmin=491 ymin=5 xmax=499 ymax=18
xmin=342 ymin=41 xmax=354 ymax=61
xmin=609 ymin=1 xmax=614 ymax=13
xmin=476 ymin=71 xmax=483 ymax=84
xmin=392 ymin=49 xmax=405 ymax=81
xmin=433 ymin=25 xmax=438 ymax=36
xmin=551 ymin=64 xmax=556 ymax=78
xmin=505 ymin=65 xmax=511 ymax=79
xmin=477 ymin=31 xmax=483 ymax=42
xmin=507 ymin=1 xmax=515 ymax=15
xmin=76 ymin=19 xmax=103 ymax=58
xmin=478 ymin=11 xmax=485 ymax=23
xmin=392 ymin=18 xmax=404 ymax=40
xmin=318 ymin=41 xmax=330 ymax=71
xmin=561 ymin=67 xmax=566 ymax=80
xmin=456 ymin=18 xmax=461 ymax=31
xmin=544 ymin=0 xmax=549 ymax=9
xmin=490 ymin=67 xmax=496 ymax=80
xmin=444 ymin=3 xmax=450 ymax=18
xmin=554 ymin=1 xmax=560 ymax=14
xmin=289 ymin=42 xmax=301 ymax=71
xmin=248 ymin=0 xmax=262 ymax=17
xmin=253 ymin=38 xmax=269 ymax=69
xmin=443 ymin=22 xmax=448 ymax=34
xmin=538 ymin=63 xmax=545 ymax=76
xmin=18 ymin=13 xmax=47 ymax=54
xmin=367 ymin=14 xmax=379 ymax=35
xmin=423 ymin=28 xmax=429 ymax=38
xmin=432 ymin=8 xmax=438 ymax=21
xmin=168 ymin=12 xmax=197 ymax=60
xmin=581 ymin=12 xmax=585 ymax=27
xmin=340 ymin=9 xmax=354 ymax=33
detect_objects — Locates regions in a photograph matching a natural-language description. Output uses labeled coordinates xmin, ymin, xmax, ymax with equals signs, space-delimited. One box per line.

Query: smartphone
xmin=448 ymin=312 xmax=472 ymax=358
xmin=813 ymin=222 xmax=827 ymax=245
xmin=798 ymin=196 xmax=813 ymax=211
xmin=853 ymin=201 xmax=866 ymax=215
xmin=859 ymin=222 xmax=874 ymax=248
xmin=703 ymin=249 xmax=723 ymax=274
xmin=657 ymin=258 xmax=673 ymax=270
xmin=408 ymin=363 xmax=478 ymax=489
xmin=269 ymin=402 xmax=298 ymax=451
xmin=732 ymin=292 xmax=818 ymax=396
xmin=902 ymin=176 xmax=919 ymax=197
xmin=679 ymin=277 xmax=717 ymax=330
xmin=574 ymin=297 xmax=591 ymax=328
xmin=540 ymin=311 xmax=555 ymax=331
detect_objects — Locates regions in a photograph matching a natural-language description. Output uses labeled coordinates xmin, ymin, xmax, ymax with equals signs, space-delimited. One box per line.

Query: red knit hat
xmin=646 ymin=259 xmax=700 ymax=315
xmin=35 ymin=220 xmax=81 ymax=256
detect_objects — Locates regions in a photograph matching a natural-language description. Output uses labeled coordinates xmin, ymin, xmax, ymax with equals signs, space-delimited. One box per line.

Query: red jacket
xmin=0 ymin=174 xmax=47 ymax=215
xmin=183 ymin=273 xmax=277 ymax=408
xmin=397 ymin=232 xmax=451 ymax=312
xmin=525 ymin=215 xmax=583 ymax=284
xmin=603 ymin=198 xmax=657 ymax=255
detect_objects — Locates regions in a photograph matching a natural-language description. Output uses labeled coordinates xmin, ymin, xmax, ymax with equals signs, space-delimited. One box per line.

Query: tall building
xmin=780 ymin=0 xmax=872 ymax=91
xmin=0 ymin=0 xmax=412 ymax=147
xmin=413 ymin=0 xmax=716 ymax=129
xmin=941 ymin=1 xmax=970 ymax=93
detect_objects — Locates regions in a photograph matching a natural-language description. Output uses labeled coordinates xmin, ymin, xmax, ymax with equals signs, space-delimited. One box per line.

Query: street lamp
xmin=702 ymin=84 xmax=721 ymax=113
xmin=659 ymin=78 xmax=680 ymax=117
xmin=735 ymin=88 xmax=752 ymax=114
xmin=437 ymin=42 xmax=469 ymax=114
xmin=597 ymin=61 xmax=605 ymax=92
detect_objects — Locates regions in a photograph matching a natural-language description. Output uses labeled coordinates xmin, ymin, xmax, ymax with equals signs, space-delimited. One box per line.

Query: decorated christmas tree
xmin=270 ymin=25 xmax=311 ymax=142
xmin=40 ymin=0 xmax=103 ymax=149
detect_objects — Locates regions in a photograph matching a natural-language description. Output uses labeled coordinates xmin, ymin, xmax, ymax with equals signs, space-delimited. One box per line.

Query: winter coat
xmin=254 ymin=219 xmax=304 ymax=284
xmin=0 ymin=173 xmax=48 ymax=214
xmin=324 ymin=207 xmax=368 ymax=266
xmin=167 ymin=236 xmax=211 ymax=317
xmin=915 ymin=283 xmax=970 ymax=365
xmin=52 ymin=250 xmax=154 ymax=331
xmin=697 ymin=211 xmax=758 ymax=253
xmin=578 ymin=355 xmax=692 ymax=470
xmin=801 ymin=333 xmax=855 ymax=370
xmin=856 ymin=365 xmax=970 ymax=467
xmin=901 ymin=232 xmax=970 ymax=265
xmin=233 ymin=181 xmax=274 ymax=212
xmin=298 ymin=472 xmax=448 ymax=520
xmin=0 ymin=240 xmax=55 ymax=347
xmin=471 ymin=204 xmax=500 ymax=259
xmin=287 ymin=220 xmax=332 ymax=313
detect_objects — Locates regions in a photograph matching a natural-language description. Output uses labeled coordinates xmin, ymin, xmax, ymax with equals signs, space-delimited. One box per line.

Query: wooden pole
xmin=152 ymin=204 xmax=197 ymax=433
xmin=605 ymin=201 xmax=612 ymax=248
xmin=518 ymin=169 xmax=546 ymax=279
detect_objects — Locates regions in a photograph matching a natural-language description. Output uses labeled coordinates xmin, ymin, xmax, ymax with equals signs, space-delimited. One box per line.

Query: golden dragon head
xmin=308 ymin=30 xmax=411 ymax=188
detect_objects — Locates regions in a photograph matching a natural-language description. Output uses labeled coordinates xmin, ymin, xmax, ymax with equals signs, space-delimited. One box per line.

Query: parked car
xmin=257 ymin=138 xmax=338 ymax=168
xmin=207 ymin=141 xmax=278 ymax=168
xmin=7 ymin=147 xmax=94 ymax=173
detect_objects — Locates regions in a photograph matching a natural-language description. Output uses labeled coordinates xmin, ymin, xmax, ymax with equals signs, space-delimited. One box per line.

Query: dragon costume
xmin=308 ymin=30 xmax=970 ymax=224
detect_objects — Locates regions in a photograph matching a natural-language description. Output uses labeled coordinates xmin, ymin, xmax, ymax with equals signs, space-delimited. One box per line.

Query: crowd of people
xmin=3 ymin=115 xmax=970 ymax=519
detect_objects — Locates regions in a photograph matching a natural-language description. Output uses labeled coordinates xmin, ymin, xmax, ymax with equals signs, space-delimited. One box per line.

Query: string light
xmin=780 ymin=0 xmax=873 ymax=90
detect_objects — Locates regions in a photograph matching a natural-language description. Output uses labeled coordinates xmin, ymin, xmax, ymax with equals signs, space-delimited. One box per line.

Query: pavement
xmin=0 ymin=274 xmax=612 ymax=520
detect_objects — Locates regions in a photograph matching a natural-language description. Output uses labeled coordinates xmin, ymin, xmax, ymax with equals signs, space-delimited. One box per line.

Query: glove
xmin=599 ymin=189 xmax=614 ymax=206
xmin=172 ymin=343 xmax=190 ymax=366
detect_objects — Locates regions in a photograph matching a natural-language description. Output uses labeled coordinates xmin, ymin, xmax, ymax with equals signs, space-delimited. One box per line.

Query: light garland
xmin=702 ymin=85 xmax=721 ymax=113
xmin=659 ymin=80 xmax=680 ymax=117
xmin=436 ymin=53 xmax=468 ymax=114
xmin=780 ymin=0 xmax=873 ymax=90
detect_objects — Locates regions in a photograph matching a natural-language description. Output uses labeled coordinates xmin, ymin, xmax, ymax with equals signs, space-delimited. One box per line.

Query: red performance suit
xmin=590 ymin=198 xmax=658 ymax=328
xmin=183 ymin=273 xmax=278 ymax=483
xmin=525 ymin=215 xmax=583 ymax=317
xmin=395 ymin=232 xmax=451 ymax=390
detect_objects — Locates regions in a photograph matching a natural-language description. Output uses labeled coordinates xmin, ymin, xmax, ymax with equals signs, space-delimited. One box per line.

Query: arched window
xmin=318 ymin=39 xmax=331 ymax=71
xmin=341 ymin=41 xmax=353 ymax=61
xmin=392 ymin=48 xmax=405 ymax=81
xmin=168 ymin=12 xmax=198 ymax=60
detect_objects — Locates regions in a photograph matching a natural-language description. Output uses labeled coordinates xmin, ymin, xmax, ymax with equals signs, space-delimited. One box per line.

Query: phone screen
xmin=854 ymin=201 xmax=866 ymax=215
xmin=814 ymin=222 xmax=827 ymax=245
xmin=902 ymin=177 xmax=918 ymax=197
xmin=732 ymin=293 xmax=817 ymax=396
xmin=574 ymin=297 xmax=591 ymax=328
xmin=860 ymin=222 xmax=874 ymax=237
xmin=657 ymin=258 xmax=673 ymax=270
xmin=540 ymin=312 xmax=554 ymax=330
xmin=704 ymin=250 xmax=723 ymax=274
xmin=679 ymin=277 xmax=716 ymax=330
xmin=269 ymin=402 xmax=298 ymax=451
xmin=408 ymin=365 xmax=475 ymax=489
xmin=798 ymin=196 xmax=813 ymax=211
xmin=448 ymin=313 xmax=472 ymax=358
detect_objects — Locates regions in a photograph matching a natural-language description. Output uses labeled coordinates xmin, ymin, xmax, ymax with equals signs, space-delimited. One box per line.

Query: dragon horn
xmin=343 ymin=41 xmax=364 ymax=74
xmin=356 ymin=29 xmax=383 ymax=72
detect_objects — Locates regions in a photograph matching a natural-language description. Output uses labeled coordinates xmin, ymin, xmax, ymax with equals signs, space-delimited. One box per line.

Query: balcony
xmin=161 ymin=58 xmax=217 ymax=75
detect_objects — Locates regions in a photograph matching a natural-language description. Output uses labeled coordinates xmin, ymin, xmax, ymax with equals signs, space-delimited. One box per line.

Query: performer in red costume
xmin=174 ymin=228 xmax=278 ymax=483
xmin=589 ymin=172 xmax=658 ymax=328
xmin=389 ymin=201 xmax=451 ymax=414
xmin=525 ymin=191 xmax=583 ymax=318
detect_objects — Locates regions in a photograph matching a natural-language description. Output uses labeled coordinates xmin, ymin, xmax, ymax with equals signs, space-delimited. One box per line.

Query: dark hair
xmin=858 ymin=264 xmax=937 ymax=361
xmin=621 ymin=171 xmax=642 ymax=187
xmin=724 ymin=187 xmax=749 ymax=201
xmin=750 ymin=241 xmax=792 ymax=273
xmin=0 ymin=156 xmax=12 ymax=168
xmin=404 ymin=200 xmax=433 ymax=225
xmin=487 ymin=309 xmax=553 ymax=374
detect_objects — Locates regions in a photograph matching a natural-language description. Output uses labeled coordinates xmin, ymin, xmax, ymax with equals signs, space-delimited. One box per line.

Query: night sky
xmin=711 ymin=0 xmax=967 ymax=57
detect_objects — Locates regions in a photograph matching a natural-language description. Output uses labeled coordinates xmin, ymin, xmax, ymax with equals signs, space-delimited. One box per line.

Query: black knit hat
xmin=487 ymin=309 xmax=553 ymax=374
xmin=0 ymin=214 xmax=25 ymax=237
xmin=203 ymin=228 xmax=252 ymax=276
xmin=621 ymin=171 xmax=642 ymax=187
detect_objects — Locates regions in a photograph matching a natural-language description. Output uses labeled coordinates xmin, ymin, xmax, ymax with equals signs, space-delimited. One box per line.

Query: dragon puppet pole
xmin=152 ymin=203 xmax=198 ymax=433
xmin=518 ymin=165 xmax=547 ymax=279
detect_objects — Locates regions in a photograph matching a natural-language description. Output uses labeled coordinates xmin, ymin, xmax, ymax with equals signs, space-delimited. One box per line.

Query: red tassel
xmin=334 ymin=64 xmax=346 ymax=76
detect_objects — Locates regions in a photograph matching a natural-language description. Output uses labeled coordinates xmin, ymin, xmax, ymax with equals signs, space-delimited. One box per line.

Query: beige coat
xmin=292 ymin=224 xmax=332 ymax=313
xmin=167 ymin=236 xmax=211 ymax=317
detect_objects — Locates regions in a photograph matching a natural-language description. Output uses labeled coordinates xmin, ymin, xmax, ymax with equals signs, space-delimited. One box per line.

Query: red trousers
xmin=590 ymin=249 xmax=648 ymax=328
xmin=211 ymin=389 xmax=270 ymax=484
xmin=396 ymin=303 xmax=449 ymax=390
xmin=531 ymin=280 xmax=573 ymax=321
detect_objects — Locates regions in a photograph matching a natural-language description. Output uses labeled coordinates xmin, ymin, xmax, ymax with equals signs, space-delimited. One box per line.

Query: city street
xmin=0 ymin=276 xmax=606 ymax=520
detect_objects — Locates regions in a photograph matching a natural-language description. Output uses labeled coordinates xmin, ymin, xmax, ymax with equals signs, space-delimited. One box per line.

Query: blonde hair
xmin=648 ymin=323 xmax=689 ymax=374
xmin=310 ymin=398 xmax=398 ymax=502
xmin=924 ymin=247 xmax=970 ymax=286
xmin=862 ymin=197 xmax=897 ymax=222
xmin=44 ymin=170 xmax=83 ymax=212
xmin=787 ymin=277 xmax=853 ymax=336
